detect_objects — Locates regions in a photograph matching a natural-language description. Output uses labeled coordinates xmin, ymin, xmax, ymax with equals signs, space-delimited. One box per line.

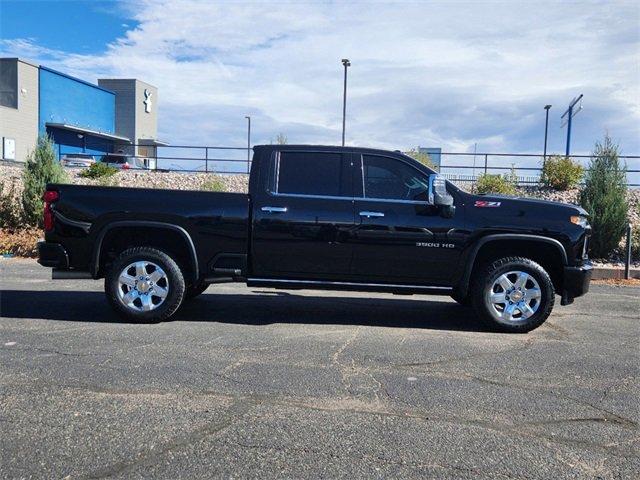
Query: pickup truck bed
xmin=40 ymin=184 xmax=249 ymax=282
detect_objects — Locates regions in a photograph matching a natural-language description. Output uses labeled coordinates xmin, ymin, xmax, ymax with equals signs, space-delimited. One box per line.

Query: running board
xmin=52 ymin=269 xmax=93 ymax=279
xmin=247 ymin=278 xmax=452 ymax=295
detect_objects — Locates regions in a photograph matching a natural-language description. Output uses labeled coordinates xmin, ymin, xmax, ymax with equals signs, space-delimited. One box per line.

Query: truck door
xmin=251 ymin=150 xmax=355 ymax=280
xmin=350 ymin=153 xmax=463 ymax=285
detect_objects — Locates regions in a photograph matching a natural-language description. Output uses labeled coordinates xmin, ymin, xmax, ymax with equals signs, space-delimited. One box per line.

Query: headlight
xmin=570 ymin=215 xmax=588 ymax=227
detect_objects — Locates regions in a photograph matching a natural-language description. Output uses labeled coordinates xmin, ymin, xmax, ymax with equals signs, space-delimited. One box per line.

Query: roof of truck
xmin=253 ymin=144 xmax=405 ymax=156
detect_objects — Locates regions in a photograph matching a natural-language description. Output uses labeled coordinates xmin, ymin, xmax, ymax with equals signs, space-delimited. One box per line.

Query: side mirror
xmin=428 ymin=174 xmax=454 ymax=207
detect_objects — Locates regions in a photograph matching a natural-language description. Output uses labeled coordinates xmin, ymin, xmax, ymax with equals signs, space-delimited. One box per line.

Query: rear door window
xmin=276 ymin=151 xmax=349 ymax=197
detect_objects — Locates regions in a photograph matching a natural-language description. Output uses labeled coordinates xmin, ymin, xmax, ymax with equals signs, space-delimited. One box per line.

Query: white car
xmin=99 ymin=154 xmax=156 ymax=170
xmin=60 ymin=153 xmax=96 ymax=168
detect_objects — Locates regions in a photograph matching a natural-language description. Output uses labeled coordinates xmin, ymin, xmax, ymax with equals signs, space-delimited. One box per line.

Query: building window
xmin=0 ymin=61 xmax=18 ymax=109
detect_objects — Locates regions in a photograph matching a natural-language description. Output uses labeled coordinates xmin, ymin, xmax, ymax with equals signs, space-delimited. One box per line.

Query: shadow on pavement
xmin=0 ymin=289 xmax=488 ymax=332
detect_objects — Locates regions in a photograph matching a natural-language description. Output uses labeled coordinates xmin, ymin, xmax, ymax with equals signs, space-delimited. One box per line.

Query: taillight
xmin=122 ymin=163 xmax=130 ymax=170
xmin=43 ymin=190 xmax=59 ymax=232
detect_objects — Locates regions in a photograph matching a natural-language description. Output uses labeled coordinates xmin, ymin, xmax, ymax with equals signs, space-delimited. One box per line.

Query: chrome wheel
xmin=485 ymin=270 xmax=541 ymax=323
xmin=117 ymin=261 xmax=169 ymax=312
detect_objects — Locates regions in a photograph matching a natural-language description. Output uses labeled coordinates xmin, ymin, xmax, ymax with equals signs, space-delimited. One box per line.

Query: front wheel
xmin=105 ymin=247 xmax=185 ymax=322
xmin=471 ymin=256 xmax=555 ymax=333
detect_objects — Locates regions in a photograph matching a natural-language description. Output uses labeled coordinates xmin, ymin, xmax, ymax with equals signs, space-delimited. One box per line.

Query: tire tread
xmin=471 ymin=256 xmax=555 ymax=333
xmin=105 ymin=247 xmax=185 ymax=323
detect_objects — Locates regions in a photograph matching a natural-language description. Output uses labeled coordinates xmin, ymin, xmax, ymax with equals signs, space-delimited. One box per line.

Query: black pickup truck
xmin=38 ymin=145 xmax=593 ymax=332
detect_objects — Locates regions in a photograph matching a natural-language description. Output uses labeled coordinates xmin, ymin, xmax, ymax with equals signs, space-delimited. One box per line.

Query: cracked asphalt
xmin=1 ymin=258 xmax=639 ymax=479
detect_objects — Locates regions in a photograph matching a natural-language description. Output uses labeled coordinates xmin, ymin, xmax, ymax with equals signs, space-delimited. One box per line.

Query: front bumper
xmin=561 ymin=262 xmax=593 ymax=305
xmin=37 ymin=241 xmax=69 ymax=269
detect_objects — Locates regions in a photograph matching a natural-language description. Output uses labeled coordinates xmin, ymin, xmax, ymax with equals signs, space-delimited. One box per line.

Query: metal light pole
xmin=543 ymin=104 xmax=551 ymax=165
xmin=341 ymin=59 xmax=350 ymax=146
xmin=245 ymin=115 xmax=251 ymax=173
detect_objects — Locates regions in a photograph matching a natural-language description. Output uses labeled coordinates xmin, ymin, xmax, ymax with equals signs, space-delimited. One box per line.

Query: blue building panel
xmin=39 ymin=66 xmax=115 ymax=134
xmin=38 ymin=66 xmax=118 ymax=158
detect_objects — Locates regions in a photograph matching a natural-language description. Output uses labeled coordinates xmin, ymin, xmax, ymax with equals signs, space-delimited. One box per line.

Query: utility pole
xmin=543 ymin=104 xmax=551 ymax=165
xmin=245 ymin=115 xmax=251 ymax=173
xmin=561 ymin=94 xmax=583 ymax=157
xmin=341 ymin=59 xmax=350 ymax=146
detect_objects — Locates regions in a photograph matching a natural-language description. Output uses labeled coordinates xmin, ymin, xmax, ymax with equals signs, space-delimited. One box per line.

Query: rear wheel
xmin=471 ymin=256 xmax=555 ymax=333
xmin=105 ymin=247 xmax=185 ymax=322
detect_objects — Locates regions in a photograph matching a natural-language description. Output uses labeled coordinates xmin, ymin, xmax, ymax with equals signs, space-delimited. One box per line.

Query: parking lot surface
xmin=1 ymin=258 xmax=639 ymax=479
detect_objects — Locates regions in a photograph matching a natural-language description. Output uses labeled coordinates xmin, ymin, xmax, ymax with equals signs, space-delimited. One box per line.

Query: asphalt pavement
xmin=1 ymin=258 xmax=639 ymax=479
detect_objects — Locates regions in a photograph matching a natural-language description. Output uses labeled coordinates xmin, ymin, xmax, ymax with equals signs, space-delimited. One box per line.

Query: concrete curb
xmin=592 ymin=267 xmax=640 ymax=280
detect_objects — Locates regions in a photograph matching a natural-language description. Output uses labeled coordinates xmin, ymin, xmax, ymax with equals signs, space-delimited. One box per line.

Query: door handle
xmin=359 ymin=211 xmax=385 ymax=218
xmin=261 ymin=206 xmax=288 ymax=213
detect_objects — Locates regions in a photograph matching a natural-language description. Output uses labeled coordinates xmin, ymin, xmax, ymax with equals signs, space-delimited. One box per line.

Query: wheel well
xmin=96 ymin=226 xmax=197 ymax=282
xmin=467 ymin=240 xmax=565 ymax=293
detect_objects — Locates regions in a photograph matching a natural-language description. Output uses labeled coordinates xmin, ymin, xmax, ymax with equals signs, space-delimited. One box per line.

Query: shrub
xmin=540 ymin=156 xmax=583 ymax=190
xmin=475 ymin=172 xmax=517 ymax=195
xmin=22 ymin=135 xmax=67 ymax=227
xmin=0 ymin=180 xmax=24 ymax=229
xmin=579 ymin=135 xmax=628 ymax=258
xmin=406 ymin=149 xmax=437 ymax=170
xmin=0 ymin=226 xmax=40 ymax=257
xmin=79 ymin=162 xmax=118 ymax=179
xmin=631 ymin=226 xmax=640 ymax=260
xmin=201 ymin=176 xmax=226 ymax=192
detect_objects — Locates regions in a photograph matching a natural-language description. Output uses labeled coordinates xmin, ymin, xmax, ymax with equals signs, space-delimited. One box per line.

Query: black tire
xmin=450 ymin=290 xmax=472 ymax=307
xmin=105 ymin=247 xmax=185 ymax=323
xmin=185 ymin=282 xmax=209 ymax=300
xmin=471 ymin=256 xmax=555 ymax=333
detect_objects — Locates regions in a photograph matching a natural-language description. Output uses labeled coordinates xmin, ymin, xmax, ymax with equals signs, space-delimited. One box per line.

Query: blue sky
xmin=1 ymin=0 xmax=639 ymax=167
xmin=0 ymin=1 xmax=135 ymax=53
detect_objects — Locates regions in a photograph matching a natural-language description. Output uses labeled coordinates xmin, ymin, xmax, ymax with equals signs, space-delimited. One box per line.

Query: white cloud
xmin=2 ymin=0 xmax=639 ymax=160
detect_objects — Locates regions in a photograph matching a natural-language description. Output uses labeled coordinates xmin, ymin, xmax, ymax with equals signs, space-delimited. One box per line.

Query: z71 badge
xmin=474 ymin=200 xmax=501 ymax=207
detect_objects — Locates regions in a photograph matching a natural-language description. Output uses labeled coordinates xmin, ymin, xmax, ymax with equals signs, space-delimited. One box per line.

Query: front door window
xmin=362 ymin=155 xmax=430 ymax=202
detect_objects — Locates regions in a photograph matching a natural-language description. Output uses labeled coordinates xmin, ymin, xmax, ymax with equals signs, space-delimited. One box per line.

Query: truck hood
xmin=472 ymin=194 xmax=588 ymax=216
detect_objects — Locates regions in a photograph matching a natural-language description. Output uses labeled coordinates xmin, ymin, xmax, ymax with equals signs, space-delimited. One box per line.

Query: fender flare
xmin=90 ymin=221 xmax=199 ymax=282
xmin=458 ymin=234 xmax=568 ymax=297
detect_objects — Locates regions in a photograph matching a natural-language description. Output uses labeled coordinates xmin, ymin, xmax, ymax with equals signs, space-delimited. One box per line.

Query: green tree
xmin=405 ymin=149 xmax=437 ymax=170
xmin=579 ymin=135 xmax=628 ymax=258
xmin=21 ymin=135 xmax=67 ymax=226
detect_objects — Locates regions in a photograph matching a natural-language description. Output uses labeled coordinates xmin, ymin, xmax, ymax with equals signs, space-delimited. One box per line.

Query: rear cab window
xmin=271 ymin=151 xmax=351 ymax=198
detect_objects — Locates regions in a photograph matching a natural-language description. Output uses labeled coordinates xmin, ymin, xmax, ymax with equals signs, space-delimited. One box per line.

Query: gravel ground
xmin=0 ymin=162 xmax=249 ymax=194
xmin=1 ymin=258 xmax=639 ymax=479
